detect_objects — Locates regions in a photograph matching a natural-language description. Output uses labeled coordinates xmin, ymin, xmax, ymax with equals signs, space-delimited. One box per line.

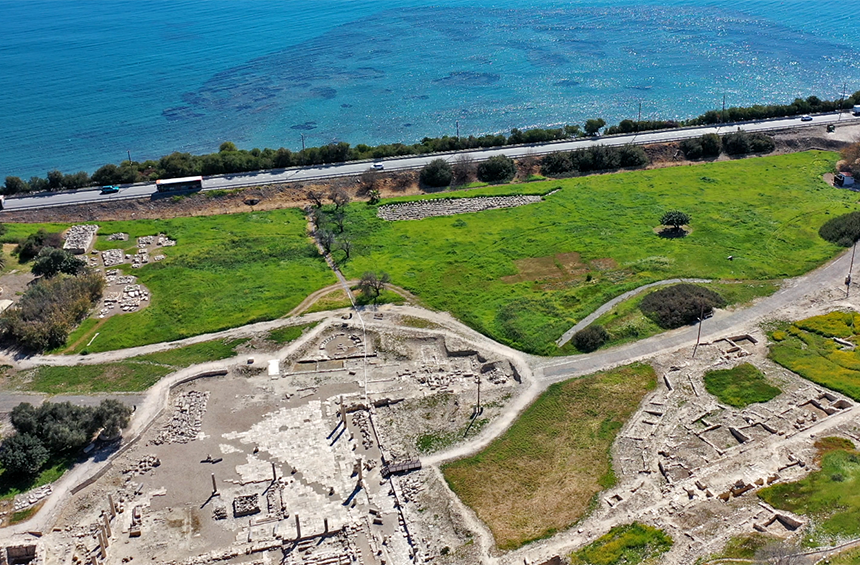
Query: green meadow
xmin=3 ymin=209 xmax=335 ymax=353
xmin=342 ymin=151 xmax=852 ymax=355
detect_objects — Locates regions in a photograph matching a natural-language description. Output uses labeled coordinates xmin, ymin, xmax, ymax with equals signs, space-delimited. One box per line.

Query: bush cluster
xmin=419 ymin=159 xmax=453 ymax=187
xmin=688 ymin=93 xmax=859 ymax=126
xmin=0 ymin=400 xmax=131 ymax=479
xmin=15 ymin=229 xmax=63 ymax=262
xmin=572 ymin=325 xmax=610 ymax=352
xmin=819 ymin=211 xmax=860 ymax=247
xmin=477 ymin=155 xmax=517 ymax=183
xmin=0 ymin=272 xmax=105 ymax=351
xmin=679 ymin=133 xmax=722 ymax=159
xmin=541 ymin=145 xmax=649 ymax=176
xmin=605 ymin=119 xmax=681 ymax=135
xmin=639 ymin=284 xmax=726 ymax=329
xmin=722 ymin=131 xmax=775 ymax=155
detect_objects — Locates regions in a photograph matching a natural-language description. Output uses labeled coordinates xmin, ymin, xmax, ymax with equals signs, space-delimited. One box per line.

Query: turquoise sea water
xmin=2 ymin=0 xmax=860 ymax=178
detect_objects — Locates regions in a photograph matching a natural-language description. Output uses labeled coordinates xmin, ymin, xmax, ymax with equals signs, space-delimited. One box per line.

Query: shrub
xmin=660 ymin=210 xmax=690 ymax=229
xmin=819 ymin=211 xmax=860 ymax=247
xmin=640 ymin=284 xmax=726 ymax=329
xmin=723 ymin=131 xmax=775 ymax=155
xmin=31 ymin=248 xmax=87 ymax=278
xmin=477 ymin=155 xmax=517 ymax=183
xmin=572 ymin=325 xmax=609 ymax=352
xmin=700 ymin=133 xmax=722 ymax=157
xmin=0 ymin=433 xmax=49 ymax=478
xmin=541 ymin=145 xmax=649 ymax=177
xmin=0 ymin=273 xmax=105 ymax=351
xmin=679 ymin=138 xmax=703 ymax=159
xmin=419 ymin=158 xmax=453 ymax=188
xmin=14 ymin=230 xmax=63 ymax=262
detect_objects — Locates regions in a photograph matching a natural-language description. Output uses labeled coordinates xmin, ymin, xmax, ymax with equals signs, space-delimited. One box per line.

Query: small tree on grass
xmin=332 ymin=210 xmax=346 ymax=234
xmin=0 ymin=433 xmax=49 ymax=478
xmin=337 ymin=238 xmax=353 ymax=260
xmin=368 ymin=189 xmax=381 ymax=205
xmin=358 ymin=271 xmax=390 ymax=300
xmin=330 ymin=187 xmax=350 ymax=211
xmin=420 ymin=159 xmax=453 ymax=188
xmin=572 ymin=325 xmax=609 ymax=353
xmin=660 ymin=210 xmax=691 ymax=231
xmin=317 ymin=229 xmax=336 ymax=254
xmin=477 ymin=155 xmax=516 ymax=184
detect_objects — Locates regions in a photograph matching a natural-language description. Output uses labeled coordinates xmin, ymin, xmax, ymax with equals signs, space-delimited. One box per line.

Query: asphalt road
xmin=6 ymin=112 xmax=860 ymax=212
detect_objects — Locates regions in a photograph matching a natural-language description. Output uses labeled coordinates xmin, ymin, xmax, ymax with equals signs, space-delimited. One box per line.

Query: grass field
xmin=703 ymin=363 xmax=782 ymax=408
xmin=2 ymin=209 xmax=334 ymax=353
xmin=829 ymin=547 xmax=860 ymax=564
xmin=442 ymin=363 xmax=656 ymax=550
xmin=758 ymin=437 xmax=860 ymax=547
xmin=16 ymin=337 xmax=248 ymax=393
xmin=569 ymin=523 xmax=672 ymax=565
xmin=769 ymin=311 xmax=860 ymax=401
xmin=341 ymin=151 xmax=851 ymax=355
xmin=267 ymin=322 xmax=318 ymax=345
xmin=587 ymin=281 xmax=778 ymax=353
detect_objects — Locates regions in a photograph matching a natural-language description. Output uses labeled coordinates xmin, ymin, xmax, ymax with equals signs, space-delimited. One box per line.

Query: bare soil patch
xmin=502 ymin=253 xmax=588 ymax=284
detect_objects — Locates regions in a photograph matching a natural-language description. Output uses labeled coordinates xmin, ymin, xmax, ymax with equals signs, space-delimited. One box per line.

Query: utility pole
xmin=127 ymin=150 xmax=132 ymax=163
xmin=847 ymin=239 xmax=857 ymax=298
xmin=637 ymin=101 xmax=642 ymax=133
xmin=838 ymin=83 xmax=847 ymax=123
xmin=475 ymin=374 xmax=482 ymax=417
xmin=456 ymin=120 xmax=460 ymax=139
xmin=300 ymin=134 xmax=305 ymax=151
xmin=692 ymin=304 xmax=705 ymax=358
xmin=722 ymin=94 xmax=727 ymax=125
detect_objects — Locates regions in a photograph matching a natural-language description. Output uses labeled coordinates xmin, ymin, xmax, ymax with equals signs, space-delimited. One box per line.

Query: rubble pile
xmin=132 ymin=249 xmax=149 ymax=268
xmin=100 ymin=283 xmax=149 ymax=316
xmin=232 ymin=494 xmax=260 ymax=518
xmin=157 ymin=235 xmax=176 ymax=247
xmin=104 ymin=269 xmax=136 ymax=285
xmin=137 ymin=236 xmax=155 ymax=247
xmin=107 ymin=233 xmax=129 ymax=241
xmin=377 ymin=195 xmax=542 ymax=221
xmin=101 ymin=248 xmax=125 ymax=267
xmin=122 ymin=455 xmax=161 ymax=477
xmin=152 ymin=391 xmax=210 ymax=445
xmin=63 ymin=224 xmax=99 ymax=254
xmin=12 ymin=484 xmax=52 ymax=512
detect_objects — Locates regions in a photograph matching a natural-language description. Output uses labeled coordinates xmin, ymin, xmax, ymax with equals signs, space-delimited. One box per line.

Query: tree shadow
xmin=656 ymin=226 xmax=690 ymax=239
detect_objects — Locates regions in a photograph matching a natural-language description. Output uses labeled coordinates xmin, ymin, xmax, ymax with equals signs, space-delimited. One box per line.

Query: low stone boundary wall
xmin=377 ymin=195 xmax=542 ymax=221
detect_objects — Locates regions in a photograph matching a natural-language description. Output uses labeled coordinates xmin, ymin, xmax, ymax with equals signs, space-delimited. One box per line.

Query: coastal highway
xmin=5 ymin=111 xmax=860 ymax=212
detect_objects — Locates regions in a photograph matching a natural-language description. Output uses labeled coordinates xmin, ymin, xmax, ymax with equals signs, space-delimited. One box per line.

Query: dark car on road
xmin=100 ymin=185 xmax=120 ymax=194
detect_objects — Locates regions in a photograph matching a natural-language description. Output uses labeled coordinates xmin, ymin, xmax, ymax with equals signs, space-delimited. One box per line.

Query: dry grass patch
xmin=442 ymin=363 xmax=657 ymax=550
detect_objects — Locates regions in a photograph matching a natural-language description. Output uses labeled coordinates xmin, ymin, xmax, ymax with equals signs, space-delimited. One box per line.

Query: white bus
xmin=155 ymin=175 xmax=203 ymax=192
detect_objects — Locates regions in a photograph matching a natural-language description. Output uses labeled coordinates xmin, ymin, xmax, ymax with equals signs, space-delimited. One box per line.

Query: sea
xmin=2 ymin=0 xmax=860 ymax=179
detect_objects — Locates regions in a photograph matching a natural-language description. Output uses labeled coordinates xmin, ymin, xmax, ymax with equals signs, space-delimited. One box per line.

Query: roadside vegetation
xmin=569 ymin=523 xmax=672 ymax=565
xmin=7 ymin=91 xmax=857 ymax=195
xmin=702 ymin=363 xmax=781 ymax=408
xmin=758 ymin=437 xmax=860 ymax=546
xmin=343 ymin=151 xmax=849 ymax=355
xmin=703 ymin=533 xmax=779 ymax=564
xmin=769 ymin=311 xmax=860 ymax=401
xmin=442 ymin=363 xmax=656 ymax=550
